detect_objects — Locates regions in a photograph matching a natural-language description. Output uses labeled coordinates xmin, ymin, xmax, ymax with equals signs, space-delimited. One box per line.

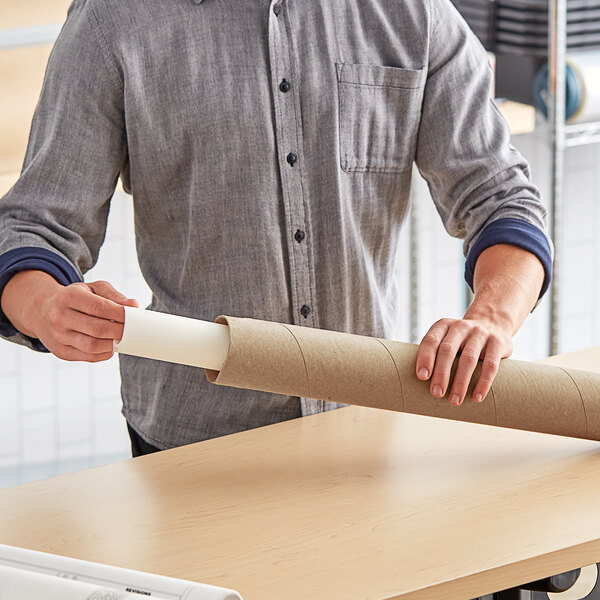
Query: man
xmin=0 ymin=0 xmax=551 ymax=455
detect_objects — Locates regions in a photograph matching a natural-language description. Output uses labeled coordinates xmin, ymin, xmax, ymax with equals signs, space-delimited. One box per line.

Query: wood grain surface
xmin=2 ymin=0 xmax=71 ymax=29
xmin=0 ymin=349 xmax=600 ymax=599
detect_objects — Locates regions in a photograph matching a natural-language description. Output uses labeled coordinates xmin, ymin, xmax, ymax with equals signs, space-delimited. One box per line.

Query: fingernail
xmin=450 ymin=394 xmax=460 ymax=405
xmin=418 ymin=368 xmax=429 ymax=379
xmin=474 ymin=393 xmax=483 ymax=403
xmin=432 ymin=385 xmax=443 ymax=397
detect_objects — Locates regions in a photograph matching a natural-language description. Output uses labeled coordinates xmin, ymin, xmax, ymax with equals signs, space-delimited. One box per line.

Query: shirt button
xmin=273 ymin=3 xmax=281 ymax=16
xmin=294 ymin=229 xmax=305 ymax=243
xmin=300 ymin=305 xmax=311 ymax=318
xmin=286 ymin=152 xmax=297 ymax=166
xmin=279 ymin=79 xmax=290 ymax=93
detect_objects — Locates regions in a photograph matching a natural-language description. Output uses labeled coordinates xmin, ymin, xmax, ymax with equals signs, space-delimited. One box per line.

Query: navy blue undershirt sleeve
xmin=0 ymin=247 xmax=82 ymax=351
xmin=465 ymin=217 xmax=553 ymax=299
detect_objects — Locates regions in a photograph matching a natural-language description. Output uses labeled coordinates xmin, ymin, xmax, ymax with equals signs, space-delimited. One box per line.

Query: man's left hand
xmin=415 ymin=316 xmax=513 ymax=405
xmin=414 ymin=243 xmax=546 ymax=406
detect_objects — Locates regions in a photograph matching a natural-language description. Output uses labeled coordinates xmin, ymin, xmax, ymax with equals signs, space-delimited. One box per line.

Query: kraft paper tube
xmin=0 ymin=565 xmax=161 ymax=600
xmin=205 ymin=315 xmax=600 ymax=442
xmin=115 ymin=309 xmax=600 ymax=441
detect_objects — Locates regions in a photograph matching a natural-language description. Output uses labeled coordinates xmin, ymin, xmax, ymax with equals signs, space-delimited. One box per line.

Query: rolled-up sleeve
xmin=415 ymin=0 xmax=553 ymax=296
xmin=0 ymin=0 xmax=127 ymax=349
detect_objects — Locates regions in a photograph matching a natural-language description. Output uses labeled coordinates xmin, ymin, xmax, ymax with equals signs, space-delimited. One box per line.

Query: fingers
xmin=39 ymin=280 xmax=138 ymax=364
xmin=88 ymin=281 xmax=139 ymax=308
xmin=447 ymin=336 xmax=486 ymax=405
xmin=472 ymin=339 xmax=508 ymax=403
xmin=427 ymin=324 xmax=471 ymax=402
xmin=417 ymin=318 xmax=512 ymax=406
xmin=57 ymin=284 xmax=123 ymax=323
xmin=50 ymin=342 xmax=115 ymax=363
xmin=416 ymin=320 xmax=449 ymax=382
xmin=64 ymin=308 xmax=125 ymax=341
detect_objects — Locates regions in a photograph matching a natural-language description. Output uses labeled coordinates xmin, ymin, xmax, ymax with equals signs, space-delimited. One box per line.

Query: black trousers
xmin=127 ymin=423 xmax=162 ymax=457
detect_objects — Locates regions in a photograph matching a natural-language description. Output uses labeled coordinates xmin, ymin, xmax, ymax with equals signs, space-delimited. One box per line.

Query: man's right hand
xmin=1 ymin=270 xmax=138 ymax=362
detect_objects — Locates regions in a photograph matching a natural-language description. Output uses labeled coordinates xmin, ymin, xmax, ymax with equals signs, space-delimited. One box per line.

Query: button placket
xmin=268 ymin=1 xmax=322 ymax=416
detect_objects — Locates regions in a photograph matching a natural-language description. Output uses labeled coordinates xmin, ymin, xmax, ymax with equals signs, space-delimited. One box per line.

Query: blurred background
xmin=0 ymin=0 xmax=599 ymax=488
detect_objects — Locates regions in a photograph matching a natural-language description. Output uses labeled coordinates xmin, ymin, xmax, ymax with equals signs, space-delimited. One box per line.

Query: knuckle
xmin=423 ymin=332 xmax=441 ymax=345
xmin=449 ymin=319 xmax=468 ymax=331
xmin=90 ymin=300 xmax=105 ymax=317
xmin=470 ymin=323 xmax=486 ymax=335
xmin=88 ymin=320 xmax=105 ymax=338
xmin=55 ymin=289 xmax=71 ymax=308
xmin=62 ymin=285 xmax=82 ymax=305
xmin=460 ymin=349 xmax=479 ymax=364
xmin=47 ymin=307 xmax=62 ymax=328
xmin=67 ymin=282 xmax=85 ymax=295
xmin=88 ymin=338 xmax=106 ymax=353
xmin=485 ymin=357 xmax=501 ymax=371
xmin=438 ymin=341 xmax=455 ymax=355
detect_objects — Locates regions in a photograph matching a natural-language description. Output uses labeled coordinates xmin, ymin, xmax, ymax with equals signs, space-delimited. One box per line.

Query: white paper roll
xmin=0 ymin=565 xmax=154 ymax=600
xmin=0 ymin=544 xmax=242 ymax=600
xmin=568 ymin=51 xmax=600 ymax=124
xmin=114 ymin=307 xmax=230 ymax=371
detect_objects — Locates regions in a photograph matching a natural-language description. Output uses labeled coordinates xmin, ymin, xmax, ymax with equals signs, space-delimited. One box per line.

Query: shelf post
xmin=548 ymin=0 xmax=567 ymax=356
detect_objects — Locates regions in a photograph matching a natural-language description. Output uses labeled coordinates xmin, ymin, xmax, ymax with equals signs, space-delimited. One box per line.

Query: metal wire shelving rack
xmin=546 ymin=0 xmax=600 ymax=355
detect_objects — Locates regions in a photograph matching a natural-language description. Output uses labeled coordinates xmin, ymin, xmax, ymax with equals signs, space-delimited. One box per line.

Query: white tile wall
xmin=22 ymin=410 xmax=57 ymax=465
xmin=57 ymin=363 xmax=92 ymax=445
xmin=0 ymin=133 xmax=599 ymax=489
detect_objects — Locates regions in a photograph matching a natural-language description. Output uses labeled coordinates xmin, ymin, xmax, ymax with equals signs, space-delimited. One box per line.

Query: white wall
xmin=1 ymin=132 xmax=599 ymax=488
xmin=0 ymin=190 xmax=151 ymax=486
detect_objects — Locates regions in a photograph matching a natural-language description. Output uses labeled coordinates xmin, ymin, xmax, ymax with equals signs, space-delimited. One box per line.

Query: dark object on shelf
xmin=520 ymin=568 xmax=580 ymax=592
xmin=471 ymin=564 xmax=600 ymax=599
xmin=452 ymin=0 xmax=498 ymax=50
xmin=533 ymin=60 xmax=582 ymax=118
xmin=496 ymin=54 xmax=546 ymax=104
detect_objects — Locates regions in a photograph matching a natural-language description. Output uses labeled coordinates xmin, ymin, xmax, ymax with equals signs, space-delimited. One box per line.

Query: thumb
xmin=87 ymin=280 xmax=139 ymax=308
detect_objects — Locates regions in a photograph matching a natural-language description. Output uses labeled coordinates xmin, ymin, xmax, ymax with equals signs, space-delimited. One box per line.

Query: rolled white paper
xmin=0 ymin=544 xmax=242 ymax=600
xmin=0 ymin=564 xmax=155 ymax=600
xmin=114 ymin=307 xmax=230 ymax=371
xmin=568 ymin=50 xmax=600 ymax=124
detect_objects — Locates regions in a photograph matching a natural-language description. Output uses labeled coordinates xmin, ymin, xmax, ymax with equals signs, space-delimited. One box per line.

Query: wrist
xmin=463 ymin=301 xmax=517 ymax=336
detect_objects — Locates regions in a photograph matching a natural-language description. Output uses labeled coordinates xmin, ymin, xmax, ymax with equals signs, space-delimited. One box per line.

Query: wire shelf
xmin=565 ymin=121 xmax=600 ymax=146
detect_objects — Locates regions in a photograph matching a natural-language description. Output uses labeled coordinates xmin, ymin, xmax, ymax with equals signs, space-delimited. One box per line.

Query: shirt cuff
xmin=0 ymin=247 xmax=82 ymax=351
xmin=464 ymin=218 xmax=553 ymax=299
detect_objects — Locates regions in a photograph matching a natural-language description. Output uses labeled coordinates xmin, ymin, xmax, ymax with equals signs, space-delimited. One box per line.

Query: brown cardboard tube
xmin=205 ymin=316 xmax=600 ymax=441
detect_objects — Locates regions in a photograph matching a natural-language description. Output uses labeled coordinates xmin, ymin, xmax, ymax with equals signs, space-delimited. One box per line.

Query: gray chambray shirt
xmin=0 ymin=0 xmax=550 ymax=449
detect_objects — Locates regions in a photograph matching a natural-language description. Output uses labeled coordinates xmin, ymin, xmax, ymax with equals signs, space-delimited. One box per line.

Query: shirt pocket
xmin=336 ymin=63 xmax=426 ymax=174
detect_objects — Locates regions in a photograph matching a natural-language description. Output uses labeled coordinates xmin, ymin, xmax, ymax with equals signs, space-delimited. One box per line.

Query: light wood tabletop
xmin=0 ymin=349 xmax=600 ymax=600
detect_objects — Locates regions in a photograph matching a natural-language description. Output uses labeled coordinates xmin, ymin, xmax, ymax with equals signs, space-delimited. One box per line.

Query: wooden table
xmin=1 ymin=349 xmax=600 ymax=600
